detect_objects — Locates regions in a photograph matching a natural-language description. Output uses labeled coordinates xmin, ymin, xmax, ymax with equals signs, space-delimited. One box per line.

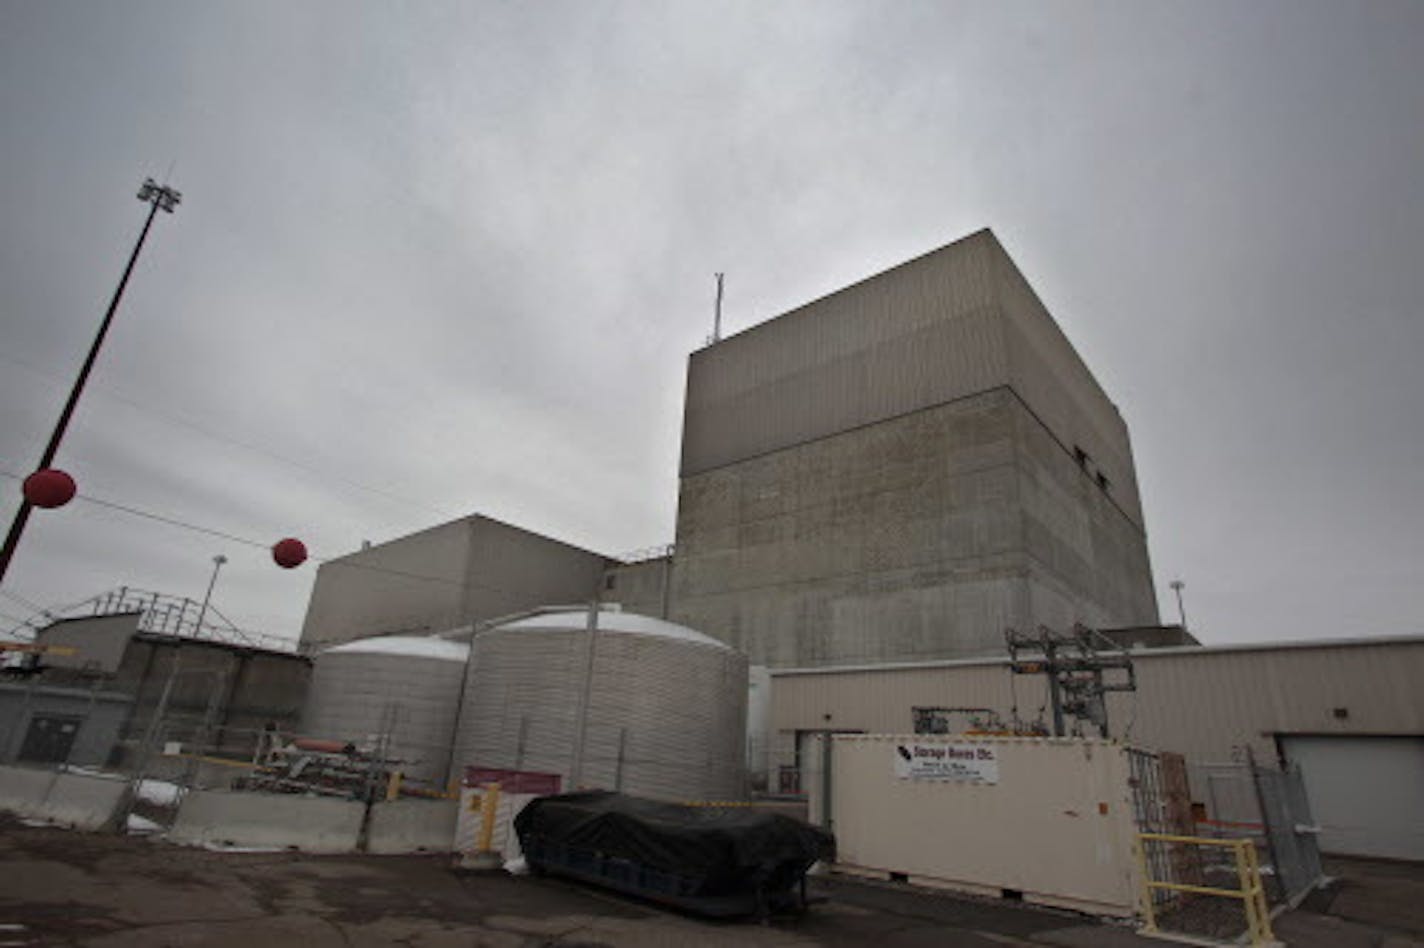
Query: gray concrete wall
xmin=463 ymin=517 xmax=608 ymax=624
xmin=603 ymin=556 xmax=673 ymax=618
xmin=366 ymin=798 xmax=458 ymax=854
xmin=681 ymin=230 xmax=1005 ymax=478
xmin=299 ymin=516 xmax=609 ymax=648
xmin=995 ymin=244 xmax=1144 ymax=527
xmin=0 ymin=765 xmax=128 ymax=831
xmin=0 ymin=685 xmax=132 ymax=767
xmin=168 ymin=789 xmax=364 ymax=852
xmin=1012 ymin=394 xmax=1158 ymax=629
xmin=301 ymin=519 xmax=473 ymax=647
xmin=35 ymin=613 xmax=141 ymax=675
xmin=672 ymin=390 xmax=1032 ymax=666
xmin=671 ymin=230 xmax=1156 ymax=667
xmin=111 ymin=638 xmax=310 ymax=764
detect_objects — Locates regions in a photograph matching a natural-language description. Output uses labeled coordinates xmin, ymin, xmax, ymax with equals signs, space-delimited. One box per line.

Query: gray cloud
xmin=2 ymin=0 xmax=1421 ymax=645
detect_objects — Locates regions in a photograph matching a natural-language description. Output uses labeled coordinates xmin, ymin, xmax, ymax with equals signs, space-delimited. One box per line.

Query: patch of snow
xmin=17 ymin=819 xmax=51 ymax=828
xmin=503 ymin=856 xmax=528 ymax=875
xmin=200 ymin=842 xmax=286 ymax=853
xmin=59 ymin=765 xmax=125 ymax=781
xmin=136 ymin=779 xmax=182 ymax=807
xmin=320 ymin=636 xmax=469 ymax=662
xmin=126 ymin=814 xmax=162 ymax=834
xmin=490 ymin=611 xmax=734 ymax=651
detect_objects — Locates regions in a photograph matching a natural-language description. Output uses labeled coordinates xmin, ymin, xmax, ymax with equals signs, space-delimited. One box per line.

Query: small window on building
xmin=604 ymin=573 xmax=617 ymax=591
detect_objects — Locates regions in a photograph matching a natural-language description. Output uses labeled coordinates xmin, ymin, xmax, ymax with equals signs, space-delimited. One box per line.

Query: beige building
xmin=768 ymin=635 xmax=1424 ymax=860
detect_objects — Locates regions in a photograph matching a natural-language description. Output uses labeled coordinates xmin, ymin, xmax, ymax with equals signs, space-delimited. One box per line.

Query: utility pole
xmin=183 ymin=555 xmax=238 ymax=785
xmin=567 ymin=599 xmax=601 ymax=789
xmin=127 ymin=554 xmax=224 ymax=818
xmin=1006 ymin=625 xmax=1137 ymax=738
xmin=711 ymin=272 xmax=725 ymax=344
xmin=0 ymin=178 xmax=181 ymax=587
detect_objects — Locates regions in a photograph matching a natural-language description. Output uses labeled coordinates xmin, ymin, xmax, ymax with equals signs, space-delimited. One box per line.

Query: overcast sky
xmin=1 ymin=1 xmax=1420 ymax=648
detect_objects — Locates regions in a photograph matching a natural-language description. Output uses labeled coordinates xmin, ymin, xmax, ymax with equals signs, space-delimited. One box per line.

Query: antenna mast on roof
xmin=710 ymin=272 xmax=725 ymax=344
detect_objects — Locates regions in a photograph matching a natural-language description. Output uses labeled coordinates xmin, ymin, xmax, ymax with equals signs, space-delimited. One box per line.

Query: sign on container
xmin=892 ymin=742 xmax=999 ymax=784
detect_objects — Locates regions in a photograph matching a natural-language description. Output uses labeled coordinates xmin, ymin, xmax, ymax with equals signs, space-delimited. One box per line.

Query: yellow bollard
xmin=477 ymin=782 xmax=502 ymax=853
xmin=460 ymin=782 xmax=504 ymax=871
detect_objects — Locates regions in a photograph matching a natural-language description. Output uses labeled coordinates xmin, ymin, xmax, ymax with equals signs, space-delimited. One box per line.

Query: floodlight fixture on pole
xmin=1169 ymin=579 xmax=1187 ymax=629
xmin=0 ymin=177 xmax=182 ymax=588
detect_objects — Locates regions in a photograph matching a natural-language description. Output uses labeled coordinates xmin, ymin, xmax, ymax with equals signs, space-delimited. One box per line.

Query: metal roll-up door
xmin=1280 ymin=736 xmax=1424 ymax=861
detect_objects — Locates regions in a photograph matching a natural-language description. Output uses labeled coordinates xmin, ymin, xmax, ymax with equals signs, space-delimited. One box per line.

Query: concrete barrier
xmin=40 ymin=771 xmax=129 ymax=830
xmin=169 ymin=789 xmax=364 ymax=853
xmin=366 ymin=798 xmax=459 ymax=854
xmin=0 ymin=765 xmax=58 ymax=819
xmin=0 ymin=765 xmax=128 ymax=831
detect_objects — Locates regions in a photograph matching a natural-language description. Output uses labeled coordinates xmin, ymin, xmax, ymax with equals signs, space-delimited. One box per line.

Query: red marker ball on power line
xmin=23 ymin=469 xmax=77 ymax=509
xmin=272 ymin=537 xmax=307 ymax=569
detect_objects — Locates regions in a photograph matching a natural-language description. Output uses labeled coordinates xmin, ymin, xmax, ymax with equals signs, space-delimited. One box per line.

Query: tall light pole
xmin=0 ymin=177 xmax=182 ymax=587
xmin=129 ymin=554 xmax=224 ymax=809
xmin=1169 ymin=579 xmax=1188 ymax=629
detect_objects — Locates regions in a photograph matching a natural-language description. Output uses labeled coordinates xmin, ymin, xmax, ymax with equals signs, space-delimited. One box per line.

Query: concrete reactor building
xmin=664 ymin=229 xmax=1158 ymax=666
xmin=301 ymin=229 xmax=1159 ymax=669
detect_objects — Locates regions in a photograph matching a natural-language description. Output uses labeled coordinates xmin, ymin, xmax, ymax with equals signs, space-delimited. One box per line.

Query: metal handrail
xmin=1135 ymin=832 xmax=1275 ymax=946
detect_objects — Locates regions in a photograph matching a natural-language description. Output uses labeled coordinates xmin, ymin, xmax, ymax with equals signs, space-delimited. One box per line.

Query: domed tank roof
xmin=488 ymin=610 xmax=732 ymax=651
xmin=320 ymin=635 xmax=469 ymax=662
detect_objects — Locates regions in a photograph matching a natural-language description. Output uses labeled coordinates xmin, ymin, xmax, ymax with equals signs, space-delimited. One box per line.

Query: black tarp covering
xmin=515 ymin=790 xmax=834 ymax=897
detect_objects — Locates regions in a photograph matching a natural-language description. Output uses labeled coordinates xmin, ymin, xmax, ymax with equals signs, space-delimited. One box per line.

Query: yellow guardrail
xmin=1136 ymin=832 xmax=1274 ymax=946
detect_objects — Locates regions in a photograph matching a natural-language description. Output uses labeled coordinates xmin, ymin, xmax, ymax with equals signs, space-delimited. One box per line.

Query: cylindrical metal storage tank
xmin=302 ymin=635 xmax=469 ymax=788
xmin=453 ymin=609 xmax=747 ymax=802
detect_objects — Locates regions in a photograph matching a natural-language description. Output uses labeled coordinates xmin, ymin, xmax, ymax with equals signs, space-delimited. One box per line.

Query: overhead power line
xmin=0 ymin=587 xmax=47 ymax=613
xmin=0 ymin=349 xmax=461 ymax=524
xmin=0 ymin=469 xmax=522 ymax=596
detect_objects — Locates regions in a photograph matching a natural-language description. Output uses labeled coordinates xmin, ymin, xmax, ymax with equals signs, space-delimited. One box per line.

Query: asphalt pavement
xmin=0 ymin=817 xmax=1418 ymax=947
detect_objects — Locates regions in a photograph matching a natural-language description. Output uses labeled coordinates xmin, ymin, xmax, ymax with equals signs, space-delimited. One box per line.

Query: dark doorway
xmin=18 ymin=714 xmax=83 ymax=764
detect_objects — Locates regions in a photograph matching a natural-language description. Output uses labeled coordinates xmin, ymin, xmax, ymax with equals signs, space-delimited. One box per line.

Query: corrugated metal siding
xmin=302 ymin=647 xmax=468 ymax=786
xmin=771 ymin=640 xmax=1424 ymax=767
xmin=454 ymin=623 xmax=747 ymax=801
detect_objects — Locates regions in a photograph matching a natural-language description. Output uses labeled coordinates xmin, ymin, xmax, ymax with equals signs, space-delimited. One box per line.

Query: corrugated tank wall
xmin=302 ymin=637 xmax=469 ymax=787
xmin=453 ymin=610 xmax=748 ymax=802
